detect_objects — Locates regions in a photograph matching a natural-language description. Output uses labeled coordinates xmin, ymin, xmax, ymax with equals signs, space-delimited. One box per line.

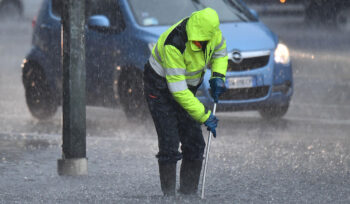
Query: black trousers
xmin=143 ymin=61 xmax=205 ymax=163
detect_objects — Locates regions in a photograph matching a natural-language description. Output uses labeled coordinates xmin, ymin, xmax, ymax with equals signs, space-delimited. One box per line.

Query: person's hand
xmin=209 ymin=78 xmax=226 ymax=103
xmin=204 ymin=112 xmax=219 ymax=137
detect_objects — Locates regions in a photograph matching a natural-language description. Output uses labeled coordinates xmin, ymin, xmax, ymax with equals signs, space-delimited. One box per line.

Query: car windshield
xmin=127 ymin=0 xmax=257 ymax=26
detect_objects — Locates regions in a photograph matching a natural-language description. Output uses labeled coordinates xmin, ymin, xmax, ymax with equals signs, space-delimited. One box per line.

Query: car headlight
xmin=274 ymin=43 xmax=290 ymax=65
xmin=148 ymin=42 xmax=156 ymax=52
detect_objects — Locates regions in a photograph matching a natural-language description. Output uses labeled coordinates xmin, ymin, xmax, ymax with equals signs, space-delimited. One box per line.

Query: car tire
xmin=259 ymin=103 xmax=289 ymax=120
xmin=118 ymin=67 xmax=149 ymax=121
xmin=335 ymin=7 xmax=350 ymax=32
xmin=22 ymin=62 xmax=58 ymax=120
xmin=304 ymin=1 xmax=324 ymax=24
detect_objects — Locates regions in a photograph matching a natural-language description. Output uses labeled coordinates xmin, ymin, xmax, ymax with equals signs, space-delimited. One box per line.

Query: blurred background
xmin=1 ymin=0 xmax=350 ymax=203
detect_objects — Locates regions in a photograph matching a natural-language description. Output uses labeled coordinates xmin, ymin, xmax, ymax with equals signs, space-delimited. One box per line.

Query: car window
xmin=50 ymin=0 xmax=126 ymax=32
xmin=51 ymin=0 xmax=62 ymax=18
xmin=86 ymin=0 xmax=126 ymax=32
xmin=127 ymin=0 xmax=257 ymax=26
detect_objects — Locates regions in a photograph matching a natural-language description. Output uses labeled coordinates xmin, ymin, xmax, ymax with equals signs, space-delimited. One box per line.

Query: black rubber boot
xmin=158 ymin=161 xmax=177 ymax=196
xmin=178 ymin=159 xmax=203 ymax=195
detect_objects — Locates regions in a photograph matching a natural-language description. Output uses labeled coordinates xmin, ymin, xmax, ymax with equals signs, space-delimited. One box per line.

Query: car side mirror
xmin=87 ymin=15 xmax=110 ymax=32
xmin=249 ymin=9 xmax=259 ymax=20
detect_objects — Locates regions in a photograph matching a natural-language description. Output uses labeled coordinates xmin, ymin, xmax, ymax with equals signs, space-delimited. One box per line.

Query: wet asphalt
xmin=1 ymin=4 xmax=350 ymax=204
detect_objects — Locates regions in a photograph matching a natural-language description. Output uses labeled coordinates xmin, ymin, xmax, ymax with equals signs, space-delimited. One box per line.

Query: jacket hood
xmin=186 ymin=8 xmax=220 ymax=41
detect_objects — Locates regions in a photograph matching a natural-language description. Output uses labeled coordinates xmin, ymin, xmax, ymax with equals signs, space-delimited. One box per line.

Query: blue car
xmin=22 ymin=0 xmax=293 ymax=120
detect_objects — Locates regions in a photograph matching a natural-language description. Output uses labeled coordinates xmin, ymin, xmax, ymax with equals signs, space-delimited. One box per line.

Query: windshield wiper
xmin=191 ymin=0 xmax=205 ymax=11
xmin=223 ymin=0 xmax=249 ymax=22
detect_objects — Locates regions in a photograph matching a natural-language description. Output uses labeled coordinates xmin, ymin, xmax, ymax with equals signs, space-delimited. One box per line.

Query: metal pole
xmin=57 ymin=0 xmax=87 ymax=176
xmin=201 ymin=103 xmax=217 ymax=199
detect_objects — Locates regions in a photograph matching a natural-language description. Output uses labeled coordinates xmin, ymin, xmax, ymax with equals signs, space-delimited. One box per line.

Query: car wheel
xmin=259 ymin=103 xmax=289 ymax=120
xmin=335 ymin=8 xmax=350 ymax=32
xmin=0 ymin=1 xmax=22 ymax=20
xmin=304 ymin=1 xmax=320 ymax=23
xmin=305 ymin=1 xmax=335 ymax=23
xmin=118 ymin=67 xmax=148 ymax=120
xmin=22 ymin=62 xmax=58 ymax=120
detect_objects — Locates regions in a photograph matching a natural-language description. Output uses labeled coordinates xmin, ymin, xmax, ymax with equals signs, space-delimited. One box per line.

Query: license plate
xmin=227 ymin=76 xmax=254 ymax=89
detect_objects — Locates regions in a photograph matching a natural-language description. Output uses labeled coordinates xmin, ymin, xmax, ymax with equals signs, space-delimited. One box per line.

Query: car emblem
xmin=232 ymin=50 xmax=243 ymax=64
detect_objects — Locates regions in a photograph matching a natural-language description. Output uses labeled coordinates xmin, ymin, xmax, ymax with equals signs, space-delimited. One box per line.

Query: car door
xmin=34 ymin=0 xmax=62 ymax=89
xmin=85 ymin=0 xmax=127 ymax=106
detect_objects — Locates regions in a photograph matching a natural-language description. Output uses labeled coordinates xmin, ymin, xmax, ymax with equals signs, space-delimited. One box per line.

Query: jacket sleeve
xmin=210 ymin=30 xmax=228 ymax=80
xmin=163 ymin=45 xmax=211 ymax=123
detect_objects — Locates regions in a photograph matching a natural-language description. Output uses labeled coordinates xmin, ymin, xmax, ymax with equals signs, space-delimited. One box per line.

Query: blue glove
xmin=209 ymin=78 xmax=226 ymax=103
xmin=204 ymin=113 xmax=219 ymax=137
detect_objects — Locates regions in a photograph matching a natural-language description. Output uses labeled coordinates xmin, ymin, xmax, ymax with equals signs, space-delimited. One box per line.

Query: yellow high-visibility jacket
xmin=149 ymin=8 xmax=228 ymax=123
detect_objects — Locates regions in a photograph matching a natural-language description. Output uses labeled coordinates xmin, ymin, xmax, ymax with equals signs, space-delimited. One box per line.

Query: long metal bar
xmin=61 ymin=0 xmax=86 ymax=159
xmin=58 ymin=0 xmax=87 ymax=176
xmin=201 ymin=103 xmax=217 ymax=199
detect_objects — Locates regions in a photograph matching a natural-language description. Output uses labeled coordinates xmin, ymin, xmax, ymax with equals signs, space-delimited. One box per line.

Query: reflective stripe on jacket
xmin=150 ymin=8 xmax=228 ymax=123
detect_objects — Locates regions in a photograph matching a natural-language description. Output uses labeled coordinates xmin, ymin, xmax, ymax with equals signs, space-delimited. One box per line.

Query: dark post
xmin=57 ymin=0 xmax=87 ymax=176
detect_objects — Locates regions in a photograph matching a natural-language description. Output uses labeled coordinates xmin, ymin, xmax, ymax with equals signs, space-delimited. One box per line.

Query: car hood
xmin=137 ymin=21 xmax=277 ymax=51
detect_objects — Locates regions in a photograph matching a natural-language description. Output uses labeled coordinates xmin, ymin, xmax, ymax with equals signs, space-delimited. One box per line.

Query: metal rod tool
xmin=201 ymin=103 xmax=217 ymax=199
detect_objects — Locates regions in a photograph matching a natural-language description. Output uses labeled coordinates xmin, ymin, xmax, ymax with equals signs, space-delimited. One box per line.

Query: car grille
xmin=227 ymin=55 xmax=270 ymax=72
xmin=218 ymin=86 xmax=270 ymax=100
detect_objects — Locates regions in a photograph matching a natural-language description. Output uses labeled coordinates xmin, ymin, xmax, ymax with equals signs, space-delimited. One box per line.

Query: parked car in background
xmin=243 ymin=0 xmax=306 ymax=16
xmin=22 ymin=0 xmax=293 ymax=121
xmin=243 ymin=0 xmax=350 ymax=32
xmin=0 ymin=0 xmax=22 ymax=19
xmin=304 ymin=0 xmax=350 ymax=32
